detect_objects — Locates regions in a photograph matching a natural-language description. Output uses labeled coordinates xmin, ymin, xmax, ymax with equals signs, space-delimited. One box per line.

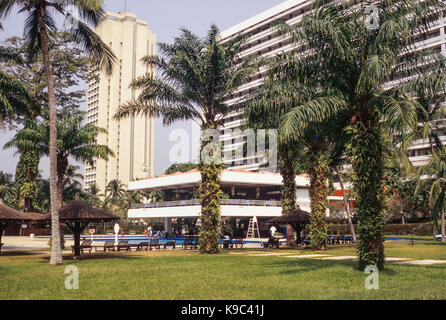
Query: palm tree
xmin=0 ymin=46 xmax=38 ymax=126
xmin=0 ymin=171 xmax=14 ymax=200
xmin=5 ymin=113 xmax=113 ymax=209
xmin=417 ymin=147 xmax=446 ymax=242
xmin=276 ymin=0 xmax=446 ymax=270
xmin=105 ymin=179 xmax=126 ymax=201
xmin=0 ymin=0 xmax=116 ymax=265
xmin=245 ymin=74 xmax=347 ymax=250
xmin=84 ymin=183 xmax=103 ymax=207
xmin=114 ymin=25 xmax=260 ymax=253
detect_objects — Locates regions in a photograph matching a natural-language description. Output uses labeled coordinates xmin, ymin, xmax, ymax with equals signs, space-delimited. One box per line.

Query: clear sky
xmin=0 ymin=0 xmax=284 ymax=178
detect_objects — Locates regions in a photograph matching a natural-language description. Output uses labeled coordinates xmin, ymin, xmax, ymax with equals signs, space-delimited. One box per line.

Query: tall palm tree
xmin=5 ymin=113 xmax=113 ymax=209
xmin=105 ymin=179 xmax=126 ymax=201
xmin=417 ymin=147 xmax=446 ymax=242
xmin=84 ymin=182 xmax=103 ymax=207
xmin=0 ymin=0 xmax=116 ymax=265
xmin=0 ymin=46 xmax=38 ymax=126
xmin=114 ymin=25 xmax=260 ymax=253
xmin=245 ymin=74 xmax=346 ymax=250
xmin=276 ymin=0 xmax=446 ymax=270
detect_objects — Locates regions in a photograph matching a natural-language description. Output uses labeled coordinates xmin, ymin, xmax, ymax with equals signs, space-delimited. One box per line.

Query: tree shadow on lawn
xmin=261 ymin=258 xmax=398 ymax=276
xmin=37 ymin=252 xmax=143 ymax=263
xmin=0 ymin=251 xmax=47 ymax=257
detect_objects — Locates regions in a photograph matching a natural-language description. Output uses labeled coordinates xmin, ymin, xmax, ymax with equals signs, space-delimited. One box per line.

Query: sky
xmin=0 ymin=0 xmax=285 ymax=179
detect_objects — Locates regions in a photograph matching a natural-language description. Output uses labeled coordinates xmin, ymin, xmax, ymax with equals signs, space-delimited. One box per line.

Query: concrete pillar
xmin=164 ymin=218 xmax=172 ymax=234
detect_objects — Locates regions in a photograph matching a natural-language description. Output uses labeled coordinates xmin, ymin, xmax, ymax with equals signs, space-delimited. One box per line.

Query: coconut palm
xmin=5 ymin=113 xmax=113 ymax=209
xmin=0 ymin=46 xmax=38 ymax=126
xmin=0 ymin=0 xmax=116 ymax=265
xmin=417 ymin=147 xmax=446 ymax=242
xmin=275 ymin=0 xmax=446 ymax=270
xmin=114 ymin=25 xmax=260 ymax=253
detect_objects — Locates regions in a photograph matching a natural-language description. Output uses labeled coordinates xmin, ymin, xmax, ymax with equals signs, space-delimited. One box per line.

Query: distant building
xmin=84 ymin=12 xmax=156 ymax=193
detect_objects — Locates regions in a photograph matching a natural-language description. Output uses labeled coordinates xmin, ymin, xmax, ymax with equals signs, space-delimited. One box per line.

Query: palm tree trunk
xmin=335 ymin=168 xmax=357 ymax=242
xmin=348 ymin=123 xmax=385 ymax=271
xmin=441 ymin=211 xmax=445 ymax=243
xmin=308 ymin=148 xmax=329 ymax=251
xmin=280 ymin=166 xmax=296 ymax=246
xmin=198 ymin=129 xmax=223 ymax=254
xmin=38 ymin=6 xmax=62 ymax=265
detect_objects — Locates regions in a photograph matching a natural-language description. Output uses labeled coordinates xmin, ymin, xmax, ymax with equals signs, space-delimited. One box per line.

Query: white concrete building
xmin=84 ymin=12 xmax=156 ymax=193
xmin=218 ymin=0 xmax=446 ymax=170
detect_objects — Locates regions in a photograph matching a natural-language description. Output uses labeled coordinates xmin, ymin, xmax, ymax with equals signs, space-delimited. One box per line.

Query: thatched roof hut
xmin=38 ymin=197 xmax=119 ymax=257
xmin=267 ymin=208 xmax=310 ymax=224
xmin=0 ymin=199 xmax=34 ymax=252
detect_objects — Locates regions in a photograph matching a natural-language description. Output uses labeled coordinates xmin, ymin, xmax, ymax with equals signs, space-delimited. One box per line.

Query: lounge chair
xmin=71 ymin=240 xmax=93 ymax=254
xmin=127 ymin=243 xmax=142 ymax=251
xmin=182 ymin=238 xmax=198 ymax=250
xmin=95 ymin=241 xmax=115 ymax=252
xmin=149 ymin=238 xmax=161 ymax=250
xmin=233 ymin=239 xmax=244 ymax=248
xmin=139 ymin=242 xmax=149 ymax=251
xmin=116 ymin=240 xmax=129 ymax=251
xmin=163 ymin=238 xmax=176 ymax=250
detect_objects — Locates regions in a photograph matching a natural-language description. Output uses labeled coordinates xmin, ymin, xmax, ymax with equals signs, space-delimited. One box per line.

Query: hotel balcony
xmin=128 ymin=199 xmax=283 ymax=219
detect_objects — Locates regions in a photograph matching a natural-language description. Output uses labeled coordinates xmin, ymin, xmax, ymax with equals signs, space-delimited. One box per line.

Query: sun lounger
xmin=163 ymin=238 xmax=176 ymax=250
xmin=95 ymin=241 xmax=115 ymax=252
xmin=233 ymin=239 xmax=244 ymax=248
xmin=116 ymin=240 xmax=129 ymax=251
xmin=149 ymin=238 xmax=161 ymax=250
xmin=139 ymin=242 xmax=149 ymax=251
xmin=182 ymin=238 xmax=198 ymax=250
xmin=71 ymin=240 xmax=93 ymax=254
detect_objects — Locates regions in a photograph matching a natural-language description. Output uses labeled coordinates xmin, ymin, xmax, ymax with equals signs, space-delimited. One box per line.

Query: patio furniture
xmin=71 ymin=240 xmax=93 ymax=254
xmin=182 ymin=238 xmax=198 ymax=250
xmin=139 ymin=242 xmax=149 ymax=251
xmin=149 ymin=238 xmax=161 ymax=250
xmin=95 ymin=241 xmax=115 ymax=252
xmin=233 ymin=239 xmax=244 ymax=248
xmin=163 ymin=238 xmax=176 ymax=250
xmin=117 ymin=240 xmax=129 ymax=251
xmin=127 ymin=243 xmax=142 ymax=251
xmin=261 ymin=237 xmax=280 ymax=249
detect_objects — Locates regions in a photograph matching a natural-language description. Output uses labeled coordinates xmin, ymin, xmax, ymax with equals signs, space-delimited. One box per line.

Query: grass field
xmin=1 ymin=240 xmax=445 ymax=300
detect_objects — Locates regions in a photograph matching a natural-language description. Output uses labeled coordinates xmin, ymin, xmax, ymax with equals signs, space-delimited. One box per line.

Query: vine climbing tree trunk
xmin=198 ymin=125 xmax=223 ymax=254
xmin=308 ymin=147 xmax=329 ymax=251
xmin=346 ymin=123 xmax=386 ymax=271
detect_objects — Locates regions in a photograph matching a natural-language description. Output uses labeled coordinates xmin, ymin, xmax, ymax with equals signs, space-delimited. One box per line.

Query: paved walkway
xmin=230 ymin=251 xmax=446 ymax=265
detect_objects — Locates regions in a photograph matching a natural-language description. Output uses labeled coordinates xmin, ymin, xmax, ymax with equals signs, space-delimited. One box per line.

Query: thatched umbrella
xmin=0 ymin=199 xmax=34 ymax=252
xmin=267 ymin=208 xmax=311 ymax=240
xmin=38 ymin=196 xmax=119 ymax=256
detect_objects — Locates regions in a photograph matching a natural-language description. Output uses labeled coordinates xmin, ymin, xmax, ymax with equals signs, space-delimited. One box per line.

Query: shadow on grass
xmin=0 ymin=251 xmax=45 ymax=257
xmin=37 ymin=252 xmax=143 ymax=263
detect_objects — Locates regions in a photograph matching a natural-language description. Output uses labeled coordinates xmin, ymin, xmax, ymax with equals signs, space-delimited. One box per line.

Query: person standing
xmin=269 ymin=225 xmax=277 ymax=237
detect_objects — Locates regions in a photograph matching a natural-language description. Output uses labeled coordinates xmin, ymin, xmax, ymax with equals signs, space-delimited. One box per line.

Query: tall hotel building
xmin=219 ymin=0 xmax=446 ymax=171
xmin=84 ymin=12 xmax=156 ymax=192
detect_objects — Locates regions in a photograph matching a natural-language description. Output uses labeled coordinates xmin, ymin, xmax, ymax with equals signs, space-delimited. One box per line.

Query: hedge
xmin=305 ymin=222 xmax=434 ymax=237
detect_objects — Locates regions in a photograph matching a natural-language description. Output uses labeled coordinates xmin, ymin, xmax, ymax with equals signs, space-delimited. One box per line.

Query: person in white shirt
xmin=270 ymin=225 xmax=277 ymax=237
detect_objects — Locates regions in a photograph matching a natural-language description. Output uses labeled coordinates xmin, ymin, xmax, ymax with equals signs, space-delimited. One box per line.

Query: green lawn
xmin=1 ymin=241 xmax=445 ymax=300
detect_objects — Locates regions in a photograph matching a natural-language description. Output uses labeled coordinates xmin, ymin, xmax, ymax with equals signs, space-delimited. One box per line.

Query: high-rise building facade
xmin=84 ymin=12 xmax=156 ymax=193
xmin=219 ymin=0 xmax=446 ymax=171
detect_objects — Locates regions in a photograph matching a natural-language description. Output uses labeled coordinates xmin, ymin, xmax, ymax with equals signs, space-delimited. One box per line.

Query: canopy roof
xmin=267 ymin=208 xmax=310 ymax=224
xmin=38 ymin=199 xmax=119 ymax=223
xmin=0 ymin=199 xmax=34 ymax=222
